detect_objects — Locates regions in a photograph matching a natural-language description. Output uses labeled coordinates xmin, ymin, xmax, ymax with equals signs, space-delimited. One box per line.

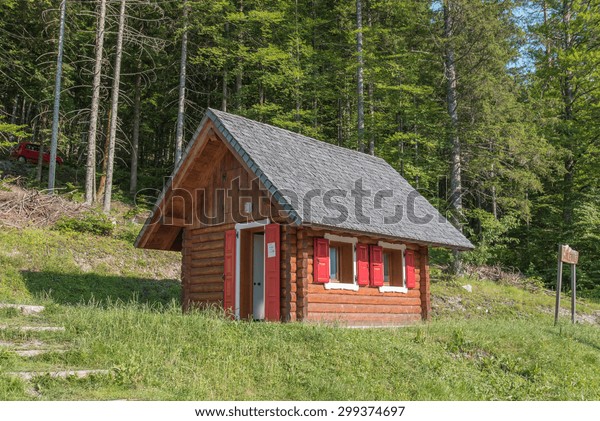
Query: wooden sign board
xmin=561 ymin=245 xmax=579 ymax=265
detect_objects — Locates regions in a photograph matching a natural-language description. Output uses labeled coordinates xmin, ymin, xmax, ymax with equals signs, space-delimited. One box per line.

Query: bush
xmin=54 ymin=212 xmax=115 ymax=236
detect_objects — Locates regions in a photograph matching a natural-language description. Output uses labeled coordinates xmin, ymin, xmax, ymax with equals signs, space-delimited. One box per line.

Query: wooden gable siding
xmin=176 ymin=142 xmax=280 ymax=227
xmin=297 ymin=227 xmax=426 ymax=326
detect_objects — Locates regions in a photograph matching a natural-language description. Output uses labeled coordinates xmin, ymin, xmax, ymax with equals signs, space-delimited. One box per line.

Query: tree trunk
xmin=175 ymin=0 xmax=188 ymax=164
xmin=444 ymin=0 xmax=463 ymax=274
xmin=36 ymin=112 xmax=47 ymax=184
xmin=222 ymin=68 xmax=228 ymax=112
xmin=36 ymin=140 xmax=44 ymax=184
xmin=96 ymin=109 xmax=110 ymax=201
xmin=85 ymin=0 xmax=107 ymax=205
xmin=235 ymin=2 xmax=244 ymax=111
xmin=9 ymin=95 xmax=19 ymax=143
xmin=368 ymin=82 xmax=375 ymax=156
xmin=102 ymin=0 xmax=127 ymax=214
xmin=396 ymin=113 xmax=404 ymax=177
xmin=337 ymin=98 xmax=343 ymax=146
xmin=562 ymin=1 xmax=574 ymax=229
xmin=130 ymin=71 xmax=141 ymax=196
xmin=235 ymin=70 xmax=243 ymax=110
xmin=48 ymin=0 xmax=67 ymax=194
xmin=24 ymin=101 xmax=33 ymax=126
xmin=366 ymin=3 xmax=374 ymax=156
xmin=356 ymin=0 xmax=365 ymax=153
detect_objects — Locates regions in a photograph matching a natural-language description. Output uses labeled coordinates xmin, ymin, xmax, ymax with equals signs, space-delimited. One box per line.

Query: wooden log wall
xmin=280 ymin=224 xmax=297 ymax=321
xmin=419 ymin=245 xmax=431 ymax=321
xmin=295 ymin=228 xmax=310 ymax=321
xmin=181 ymin=223 xmax=233 ymax=308
xmin=301 ymin=227 xmax=425 ymax=327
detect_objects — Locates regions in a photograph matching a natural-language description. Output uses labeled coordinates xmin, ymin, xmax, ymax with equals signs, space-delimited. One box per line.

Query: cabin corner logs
xmin=181 ymin=220 xmax=431 ymax=327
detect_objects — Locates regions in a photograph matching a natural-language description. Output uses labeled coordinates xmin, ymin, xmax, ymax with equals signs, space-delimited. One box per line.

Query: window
xmin=383 ymin=252 xmax=390 ymax=284
xmin=382 ymin=249 xmax=404 ymax=287
xmin=329 ymin=246 xmax=338 ymax=281
xmin=328 ymin=241 xmax=353 ymax=284
xmin=376 ymin=242 xmax=417 ymax=292
xmin=314 ymin=235 xmax=359 ymax=290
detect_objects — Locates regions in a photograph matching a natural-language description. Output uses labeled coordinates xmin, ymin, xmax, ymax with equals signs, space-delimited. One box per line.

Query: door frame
xmin=234 ymin=219 xmax=270 ymax=319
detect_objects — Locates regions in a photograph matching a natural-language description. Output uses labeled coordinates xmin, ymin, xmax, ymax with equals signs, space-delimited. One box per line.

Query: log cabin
xmin=135 ymin=109 xmax=473 ymax=326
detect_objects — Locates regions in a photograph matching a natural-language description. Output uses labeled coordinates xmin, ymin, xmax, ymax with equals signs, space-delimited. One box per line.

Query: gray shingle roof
xmin=207 ymin=108 xmax=473 ymax=250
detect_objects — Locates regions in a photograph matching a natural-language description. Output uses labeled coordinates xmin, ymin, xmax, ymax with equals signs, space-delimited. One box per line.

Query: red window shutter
xmin=223 ymin=229 xmax=236 ymax=315
xmin=356 ymin=243 xmax=370 ymax=286
xmin=405 ymin=249 xmax=416 ymax=289
xmin=369 ymin=245 xmax=384 ymax=287
xmin=264 ymin=223 xmax=281 ymax=322
xmin=313 ymin=238 xmax=330 ymax=283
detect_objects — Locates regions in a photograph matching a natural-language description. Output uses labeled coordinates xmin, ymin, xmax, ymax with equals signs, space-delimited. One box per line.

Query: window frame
xmin=377 ymin=241 xmax=408 ymax=294
xmin=323 ymin=234 xmax=359 ymax=291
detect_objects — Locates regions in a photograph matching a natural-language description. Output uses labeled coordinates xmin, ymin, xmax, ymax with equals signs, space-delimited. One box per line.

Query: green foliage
xmin=0 ymin=119 xmax=27 ymax=146
xmin=54 ymin=213 xmax=115 ymax=237
xmin=463 ymin=209 xmax=519 ymax=266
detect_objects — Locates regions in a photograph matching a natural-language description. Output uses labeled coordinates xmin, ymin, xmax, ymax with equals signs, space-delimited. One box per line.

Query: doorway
xmin=227 ymin=221 xmax=280 ymax=321
xmin=252 ymin=232 xmax=265 ymax=320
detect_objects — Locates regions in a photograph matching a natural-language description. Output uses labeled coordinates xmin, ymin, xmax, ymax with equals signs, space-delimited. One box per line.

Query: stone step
xmin=0 ymin=303 xmax=45 ymax=315
xmin=0 ymin=339 xmax=45 ymax=349
xmin=14 ymin=349 xmax=66 ymax=357
xmin=0 ymin=325 xmax=65 ymax=332
xmin=7 ymin=369 xmax=110 ymax=381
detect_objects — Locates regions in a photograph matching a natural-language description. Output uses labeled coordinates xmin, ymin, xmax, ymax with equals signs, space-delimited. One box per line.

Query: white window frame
xmin=324 ymin=233 xmax=358 ymax=288
xmin=377 ymin=241 xmax=408 ymax=294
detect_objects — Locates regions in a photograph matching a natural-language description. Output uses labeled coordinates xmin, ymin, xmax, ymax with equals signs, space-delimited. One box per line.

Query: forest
xmin=0 ymin=0 xmax=599 ymax=294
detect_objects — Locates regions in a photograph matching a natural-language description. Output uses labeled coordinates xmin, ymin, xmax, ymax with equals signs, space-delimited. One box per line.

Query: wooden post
xmin=554 ymin=244 xmax=563 ymax=326
xmin=571 ymin=264 xmax=576 ymax=324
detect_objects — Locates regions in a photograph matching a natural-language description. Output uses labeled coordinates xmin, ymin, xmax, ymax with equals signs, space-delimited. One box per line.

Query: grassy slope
xmin=1 ymin=226 xmax=600 ymax=401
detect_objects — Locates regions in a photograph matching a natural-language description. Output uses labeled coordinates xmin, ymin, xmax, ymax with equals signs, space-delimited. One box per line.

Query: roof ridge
xmin=207 ymin=108 xmax=389 ymax=166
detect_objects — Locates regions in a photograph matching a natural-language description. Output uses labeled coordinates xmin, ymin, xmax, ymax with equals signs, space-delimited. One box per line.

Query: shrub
xmin=54 ymin=212 xmax=115 ymax=236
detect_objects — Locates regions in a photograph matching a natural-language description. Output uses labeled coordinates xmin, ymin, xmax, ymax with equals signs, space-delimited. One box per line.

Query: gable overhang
xmin=134 ymin=111 xmax=301 ymax=251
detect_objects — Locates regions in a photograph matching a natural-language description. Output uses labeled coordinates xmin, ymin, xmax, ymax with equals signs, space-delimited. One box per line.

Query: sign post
xmin=555 ymin=244 xmax=579 ymax=326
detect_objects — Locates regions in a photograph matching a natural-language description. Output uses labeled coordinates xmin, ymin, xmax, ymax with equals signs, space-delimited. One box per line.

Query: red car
xmin=10 ymin=142 xmax=63 ymax=165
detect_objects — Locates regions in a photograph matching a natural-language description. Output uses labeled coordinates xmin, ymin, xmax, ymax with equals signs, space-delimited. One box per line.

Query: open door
xmin=252 ymin=233 xmax=265 ymax=320
xmin=264 ymin=223 xmax=280 ymax=321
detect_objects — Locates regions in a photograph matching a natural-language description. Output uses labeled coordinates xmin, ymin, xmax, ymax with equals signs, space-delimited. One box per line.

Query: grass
xmin=0 ymin=224 xmax=599 ymax=400
xmin=1 ymin=302 xmax=599 ymax=400
xmin=0 ymin=227 xmax=180 ymax=305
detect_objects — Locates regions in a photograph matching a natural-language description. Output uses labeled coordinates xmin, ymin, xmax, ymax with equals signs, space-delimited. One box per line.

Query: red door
xmin=223 ymin=229 xmax=236 ymax=316
xmin=264 ymin=223 xmax=281 ymax=321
